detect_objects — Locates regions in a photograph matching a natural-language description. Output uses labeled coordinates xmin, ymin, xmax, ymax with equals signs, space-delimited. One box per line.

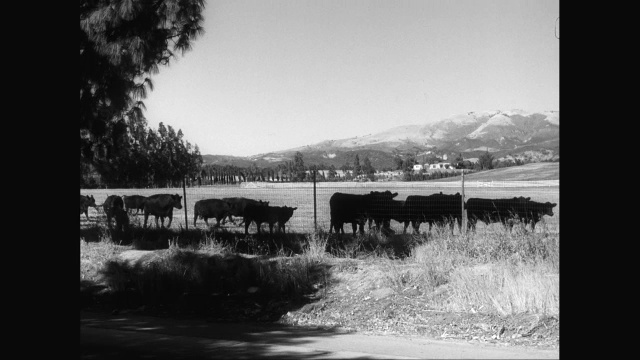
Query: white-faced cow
xmin=103 ymin=195 xmax=129 ymax=231
xmin=123 ymin=195 xmax=147 ymax=215
xmin=221 ymin=197 xmax=269 ymax=225
xmin=329 ymin=190 xmax=399 ymax=236
xmin=243 ymin=204 xmax=297 ymax=235
xmin=80 ymin=195 xmax=97 ymax=220
xmin=403 ymin=192 xmax=463 ymax=234
xmin=143 ymin=194 xmax=183 ymax=228
xmin=193 ymin=199 xmax=232 ymax=228
xmin=465 ymin=196 xmax=556 ymax=232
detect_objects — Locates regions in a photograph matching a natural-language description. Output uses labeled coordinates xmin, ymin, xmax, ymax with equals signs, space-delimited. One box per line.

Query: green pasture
xmin=81 ymin=182 xmax=559 ymax=235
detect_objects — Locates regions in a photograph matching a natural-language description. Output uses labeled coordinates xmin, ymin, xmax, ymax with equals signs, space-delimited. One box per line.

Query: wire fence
xmin=81 ymin=175 xmax=559 ymax=235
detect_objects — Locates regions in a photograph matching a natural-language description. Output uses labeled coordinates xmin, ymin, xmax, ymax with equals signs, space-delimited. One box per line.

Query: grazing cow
xmin=193 ymin=199 xmax=232 ymax=228
xmin=221 ymin=197 xmax=269 ymax=225
xmin=143 ymin=194 xmax=183 ymax=228
xmin=243 ymin=205 xmax=298 ymax=235
xmin=465 ymin=197 xmax=556 ymax=231
xmin=329 ymin=191 xmax=399 ymax=236
xmin=123 ymin=195 xmax=147 ymax=215
xmin=403 ymin=192 xmax=463 ymax=234
xmin=80 ymin=195 xmax=97 ymax=220
xmin=103 ymin=195 xmax=128 ymax=230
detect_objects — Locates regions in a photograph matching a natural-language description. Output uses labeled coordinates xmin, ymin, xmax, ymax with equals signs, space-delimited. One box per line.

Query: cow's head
xmin=259 ymin=200 xmax=270 ymax=206
xmin=172 ymin=194 xmax=183 ymax=209
xmin=88 ymin=195 xmax=97 ymax=208
xmin=543 ymin=202 xmax=557 ymax=216
xmin=279 ymin=206 xmax=297 ymax=222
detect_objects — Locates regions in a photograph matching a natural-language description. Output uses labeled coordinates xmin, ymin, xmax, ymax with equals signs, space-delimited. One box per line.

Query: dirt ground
xmin=277 ymin=260 xmax=559 ymax=350
xmin=82 ymin=256 xmax=558 ymax=352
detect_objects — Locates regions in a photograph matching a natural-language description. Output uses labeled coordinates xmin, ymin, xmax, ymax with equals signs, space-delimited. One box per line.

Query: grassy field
xmin=81 ymin=182 xmax=559 ymax=235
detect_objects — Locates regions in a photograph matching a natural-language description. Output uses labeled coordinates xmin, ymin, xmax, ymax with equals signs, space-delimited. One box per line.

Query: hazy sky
xmin=143 ymin=0 xmax=559 ymax=157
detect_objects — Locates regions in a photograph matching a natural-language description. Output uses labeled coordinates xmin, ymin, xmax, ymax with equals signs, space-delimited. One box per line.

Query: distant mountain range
xmin=202 ymin=109 xmax=559 ymax=169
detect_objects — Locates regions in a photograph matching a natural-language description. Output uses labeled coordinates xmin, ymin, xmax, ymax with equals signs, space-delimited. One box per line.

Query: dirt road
xmin=81 ymin=311 xmax=559 ymax=359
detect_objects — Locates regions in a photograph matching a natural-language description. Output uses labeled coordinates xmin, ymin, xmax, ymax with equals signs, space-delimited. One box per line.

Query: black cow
xmin=243 ymin=205 xmax=298 ymax=235
xmin=465 ymin=197 xmax=556 ymax=231
xmin=403 ymin=192 xmax=463 ymax=234
xmin=275 ymin=206 xmax=297 ymax=233
xmin=367 ymin=198 xmax=407 ymax=234
xmin=103 ymin=195 xmax=128 ymax=231
xmin=143 ymin=194 xmax=183 ymax=228
xmin=329 ymin=191 xmax=399 ymax=236
xmin=123 ymin=195 xmax=147 ymax=215
xmin=221 ymin=197 xmax=269 ymax=225
xmin=80 ymin=195 xmax=97 ymax=220
xmin=193 ymin=199 xmax=231 ymax=228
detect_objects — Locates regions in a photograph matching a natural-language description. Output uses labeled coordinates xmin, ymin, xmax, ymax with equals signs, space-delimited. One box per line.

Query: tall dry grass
xmin=408 ymin=223 xmax=559 ymax=315
xmin=82 ymin=218 xmax=558 ymax=316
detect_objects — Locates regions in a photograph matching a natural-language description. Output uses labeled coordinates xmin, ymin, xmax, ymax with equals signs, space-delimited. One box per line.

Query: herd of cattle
xmin=79 ymin=194 xmax=297 ymax=235
xmin=329 ymin=191 xmax=557 ymax=235
xmin=80 ymin=190 xmax=557 ymax=236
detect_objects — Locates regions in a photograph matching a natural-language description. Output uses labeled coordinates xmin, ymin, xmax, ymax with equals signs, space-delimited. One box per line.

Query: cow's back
xmin=329 ymin=193 xmax=367 ymax=220
xmin=223 ymin=197 xmax=264 ymax=216
xmin=144 ymin=194 xmax=181 ymax=215
xmin=195 ymin=199 xmax=230 ymax=216
xmin=406 ymin=193 xmax=461 ymax=221
xmin=123 ymin=195 xmax=146 ymax=210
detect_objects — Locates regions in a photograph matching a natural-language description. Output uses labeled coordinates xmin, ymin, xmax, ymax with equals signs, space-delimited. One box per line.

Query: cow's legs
xmin=204 ymin=218 xmax=209 ymax=227
xmin=166 ymin=215 xmax=173 ymax=228
xmin=143 ymin=213 xmax=150 ymax=228
xmin=411 ymin=220 xmax=421 ymax=234
xmin=467 ymin=218 xmax=477 ymax=232
xmin=244 ymin=221 xmax=250 ymax=235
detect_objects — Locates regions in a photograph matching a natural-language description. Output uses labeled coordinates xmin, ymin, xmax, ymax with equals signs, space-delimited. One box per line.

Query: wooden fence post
xmin=461 ymin=169 xmax=466 ymax=234
xmin=183 ymin=177 xmax=188 ymax=231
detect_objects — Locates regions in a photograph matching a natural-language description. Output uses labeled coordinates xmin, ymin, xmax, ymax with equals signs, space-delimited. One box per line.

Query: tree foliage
xmin=293 ymin=151 xmax=306 ymax=181
xmin=478 ymin=150 xmax=495 ymax=170
xmin=80 ymin=0 xmax=205 ymax=182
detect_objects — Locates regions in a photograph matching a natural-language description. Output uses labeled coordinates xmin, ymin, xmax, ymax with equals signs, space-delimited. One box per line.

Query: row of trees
xmin=195 ymin=152 xmax=377 ymax=185
xmin=81 ymin=121 xmax=203 ymax=188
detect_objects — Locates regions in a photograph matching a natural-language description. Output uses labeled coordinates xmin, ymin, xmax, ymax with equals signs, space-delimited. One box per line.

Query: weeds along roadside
xmin=81 ymin=222 xmax=558 ymax=316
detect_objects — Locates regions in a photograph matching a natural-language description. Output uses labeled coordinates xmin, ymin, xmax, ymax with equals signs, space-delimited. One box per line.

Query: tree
xmin=293 ymin=151 xmax=306 ymax=181
xmin=393 ymin=155 xmax=403 ymax=170
xmin=363 ymin=156 xmax=376 ymax=181
xmin=478 ymin=151 xmax=494 ymax=170
xmin=452 ymin=153 xmax=464 ymax=168
xmin=328 ymin=164 xmax=337 ymax=180
xmin=80 ymin=0 xmax=206 ymax=178
xmin=353 ymin=154 xmax=362 ymax=176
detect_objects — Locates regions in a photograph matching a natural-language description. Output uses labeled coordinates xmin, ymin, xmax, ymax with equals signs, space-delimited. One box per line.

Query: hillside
xmin=202 ymin=109 xmax=559 ymax=170
xmin=439 ymin=162 xmax=559 ymax=182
